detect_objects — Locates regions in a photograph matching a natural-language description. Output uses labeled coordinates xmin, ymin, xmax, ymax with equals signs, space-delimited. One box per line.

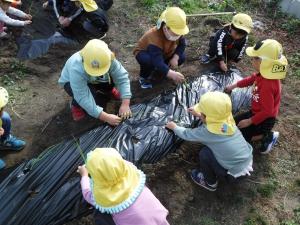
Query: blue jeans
xmin=136 ymin=51 xmax=186 ymax=79
xmin=1 ymin=111 xmax=11 ymax=142
xmin=199 ymin=146 xmax=232 ymax=185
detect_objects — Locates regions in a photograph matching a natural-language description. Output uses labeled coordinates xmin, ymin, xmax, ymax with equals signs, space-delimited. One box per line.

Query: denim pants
xmin=64 ymin=82 xmax=114 ymax=110
xmin=1 ymin=111 xmax=11 ymax=142
xmin=94 ymin=210 xmax=115 ymax=225
xmin=135 ymin=51 xmax=186 ymax=79
xmin=199 ymin=146 xmax=230 ymax=185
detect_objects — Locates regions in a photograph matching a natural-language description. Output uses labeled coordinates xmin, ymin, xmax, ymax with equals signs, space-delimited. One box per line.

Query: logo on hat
xmin=91 ymin=60 xmax=100 ymax=69
xmin=221 ymin=124 xmax=228 ymax=133
xmin=272 ymin=64 xmax=286 ymax=73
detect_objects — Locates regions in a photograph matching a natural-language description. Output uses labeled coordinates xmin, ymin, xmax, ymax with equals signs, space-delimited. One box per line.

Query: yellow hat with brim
xmin=159 ymin=7 xmax=189 ymax=36
xmin=86 ymin=148 xmax=146 ymax=214
xmin=80 ymin=39 xmax=112 ymax=76
xmin=70 ymin=0 xmax=98 ymax=12
xmin=246 ymin=39 xmax=288 ymax=80
xmin=193 ymin=92 xmax=236 ymax=136
xmin=2 ymin=0 xmax=15 ymax=3
xmin=0 ymin=87 xmax=9 ymax=109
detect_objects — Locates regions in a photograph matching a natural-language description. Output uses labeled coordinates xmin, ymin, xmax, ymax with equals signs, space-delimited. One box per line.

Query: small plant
xmin=257 ymin=179 xmax=278 ymax=198
xmin=244 ymin=209 xmax=268 ymax=225
xmin=281 ymin=17 xmax=300 ymax=35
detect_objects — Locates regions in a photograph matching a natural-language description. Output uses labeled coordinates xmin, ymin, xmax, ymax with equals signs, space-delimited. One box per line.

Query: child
xmin=225 ymin=39 xmax=288 ymax=154
xmin=200 ymin=13 xmax=253 ymax=72
xmin=58 ymin=39 xmax=132 ymax=123
xmin=0 ymin=0 xmax=32 ymax=39
xmin=134 ymin=7 xmax=189 ymax=89
xmin=78 ymin=147 xmax=170 ymax=225
xmin=0 ymin=87 xmax=26 ymax=170
xmin=166 ymin=91 xmax=253 ymax=191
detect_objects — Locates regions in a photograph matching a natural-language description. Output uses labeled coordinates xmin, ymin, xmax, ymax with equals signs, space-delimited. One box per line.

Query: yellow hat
xmin=0 ymin=87 xmax=9 ymax=109
xmin=2 ymin=0 xmax=14 ymax=3
xmin=80 ymin=39 xmax=112 ymax=76
xmin=70 ymin=0 xmax=98 ymax=12
xmin=158 ymin=7 xmax=189 ymax=35
xmin=232 ymin=13 xmax=253 ymax=34
xmin=86 ymin=148 xmax=146 ymax=214
xmin=193 ymin=92 xmax=236 ymax=135
xmin=246 ymin=39 xmax=288 ymax=80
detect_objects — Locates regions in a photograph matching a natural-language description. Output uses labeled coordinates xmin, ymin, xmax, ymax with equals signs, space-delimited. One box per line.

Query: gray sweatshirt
xmin=0 ymin=6 xmax=27 ymax=26
xmin=174 ymin=124 xmax=253 ymax=175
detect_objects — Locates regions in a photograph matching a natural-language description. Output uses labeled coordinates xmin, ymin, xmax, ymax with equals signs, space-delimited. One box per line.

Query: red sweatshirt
xmin=237 ymin=73 xmax=281 ymax=125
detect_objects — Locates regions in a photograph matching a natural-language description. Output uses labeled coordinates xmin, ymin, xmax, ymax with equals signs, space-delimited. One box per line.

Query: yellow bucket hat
xmin=193 ymin=92 xmax=236 ymax=135
xmin=231 ymin=13 xmax=253 ymax=34
xmin=80 ymin=39 xmax=112 ymax=76
xmin=70 ymin=0 xmax=98 ymax=12
xmin=0 ymin=87 xmax=9 ymax=109
xmin=157 ymin=7 xmax=189 ymax=36
xmin=246 ymin=39 xmax=288 ymax=80
xmin=86 ymin=148 xmax=146 ymax=214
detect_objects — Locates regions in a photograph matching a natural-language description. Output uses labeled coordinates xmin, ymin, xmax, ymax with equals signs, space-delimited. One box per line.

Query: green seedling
xmin=73 ymin=136 xmax=87 ymax=164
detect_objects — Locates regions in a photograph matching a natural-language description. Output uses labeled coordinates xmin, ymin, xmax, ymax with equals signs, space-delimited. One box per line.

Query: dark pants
xmin=94 ymin=210 xmax=116 ymax=225
xmin=135 ymin=51 xmax=186 ymax=79
xmin=64 ymin=82 xmax=113 ymax=110
xmin=0 ymin=112 xmax=11 ymax=142
xmin=234 ymin=111 xmax=276 ymax=143
xmin=199 ymin=146 xmax=232 ymax=185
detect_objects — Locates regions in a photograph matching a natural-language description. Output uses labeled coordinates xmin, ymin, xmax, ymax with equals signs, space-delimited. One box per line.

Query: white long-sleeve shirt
xmin=0 ymin=6 xmax=27 ymax=26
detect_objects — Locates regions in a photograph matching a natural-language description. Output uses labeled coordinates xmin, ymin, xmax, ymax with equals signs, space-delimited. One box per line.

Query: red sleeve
xmin=237 ymin=73 xmax=256 ymax=88
xmin=251 ymin=82 xmax=275 ymax=125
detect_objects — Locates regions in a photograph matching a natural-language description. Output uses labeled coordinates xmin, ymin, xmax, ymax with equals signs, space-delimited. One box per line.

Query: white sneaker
xmin=260 ymin=131 xmax=279 ymax=154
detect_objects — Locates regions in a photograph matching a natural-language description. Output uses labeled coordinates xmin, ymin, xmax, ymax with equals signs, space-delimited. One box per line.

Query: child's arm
xmin=235 ymin=36 xmax=248 ymax=62
xmin=0 ymin=8 xmax=30 ymax=27
xmin=7 ymin=6 xmax=28 ymax=19
xmin=224 ymin=73 xmax=256 ymax=93
xmin=78 ymin=165 xmax=95 ymax=206
xmin=166 ymin=122 xmax=205 ymax=142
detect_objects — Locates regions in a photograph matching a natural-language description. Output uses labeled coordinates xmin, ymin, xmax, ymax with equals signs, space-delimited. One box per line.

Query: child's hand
xmin=188 ymin=107 xmax=202 ymax=117
xmin=219 ymin=61 xmax=228 ymax=72
xmin=168 ymin=54 xmax=179 ymax=69
xmin=167 ymin=70 xmax=185 ymax=84
xmin=224 ymin=84 xmax=237 ymax=94
xmin=165 ymin=121 xmax=177 ymax=130
xmin=77 ymin=165 xmax=88 ymax=177
xmin=0 ymin=128 xmax=4 ymax=136
xmin=25 ymin=14 xmax=32 ymax=20
xmin=24 ymin=20 xmax=32 ymax=25
xmin=237 ymin=119 xmax=252 ymax=129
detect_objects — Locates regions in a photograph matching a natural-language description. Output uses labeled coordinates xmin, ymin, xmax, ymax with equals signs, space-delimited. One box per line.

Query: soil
xmin=0 ymin=1 xmax=299 ymax=225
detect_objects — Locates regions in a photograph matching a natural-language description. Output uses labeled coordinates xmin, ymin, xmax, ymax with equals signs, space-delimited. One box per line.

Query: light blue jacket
xmin=174 ymin=124 xmax=253 ymax=175
xmin=58 ymin=52 xmax=132 ymax=118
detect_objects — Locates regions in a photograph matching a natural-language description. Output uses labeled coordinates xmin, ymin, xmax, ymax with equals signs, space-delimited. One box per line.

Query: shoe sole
xmin=0 ymin=145 xmax=25 ymax=151
xmin=190 ymin=174 xmax=216 ymax=192
xmin=139 ymin=80 xmax=152 ymax=89
xmin=261 ymin=132 xmax=279 ymax=155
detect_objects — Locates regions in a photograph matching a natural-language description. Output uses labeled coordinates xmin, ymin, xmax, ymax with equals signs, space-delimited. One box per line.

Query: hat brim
xmin=232 ymin=24 xmax=251 ymax=34
xmin=170 ymin=26 xmax=189 ymax=36
xmin=246 ymin=47 xmax=258 ymax=57
xmin=83 ymin=61 xmax=110 ymax=77
xmin=206 ymin=114 xmax=236 ymax=135
xmin=2 ymin=0 xmax=15 ymax=3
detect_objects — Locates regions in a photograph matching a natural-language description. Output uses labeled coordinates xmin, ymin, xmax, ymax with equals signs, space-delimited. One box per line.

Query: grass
xmin=244 ymin=208 xmax=268 ymax=225
xmin=256 ymin=179 xmax=278 ymax=198
xmin=288 ymin=53 xmax=300 ymax=78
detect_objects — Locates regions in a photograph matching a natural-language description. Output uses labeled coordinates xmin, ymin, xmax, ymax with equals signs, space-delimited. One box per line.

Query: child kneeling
xmin=166 ymin=91 xmax=253 ymax=191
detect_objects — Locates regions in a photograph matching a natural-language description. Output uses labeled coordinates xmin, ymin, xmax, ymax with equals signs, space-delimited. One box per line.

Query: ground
xmin=0 ymin=0 xmax=299 ymax=225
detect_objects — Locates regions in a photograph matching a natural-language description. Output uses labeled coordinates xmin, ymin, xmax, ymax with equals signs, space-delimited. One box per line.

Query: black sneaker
xmin=200 ymin=54 xmax=212 ymax=64
xmin=191 ymin=169 xmax=218 ymax=191
xmin=139 ymin=77 xmax=152 ymax=89
xmin=260 ymin=131 xmax=279 ymax=154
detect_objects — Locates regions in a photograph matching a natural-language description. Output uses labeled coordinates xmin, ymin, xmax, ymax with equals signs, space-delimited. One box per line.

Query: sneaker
xmin=200 ymin=54 xmax=212 ymax=64
xmin=71 ymin=105 xmax=86 ymax=121
xmin=139 ymin=77 xmax=152 ymax=89
xmin=111 ymin=87 xmax=121 ymax=100
xmin=0 ymin=159 xmax=5 ymax=170
xmin=190 ymin=169 xmax=218 ymax=191
xmin=260 ymin=131 xmax=279 ymax=154
xmin=0 ymin=135 xmax=26 ymax=151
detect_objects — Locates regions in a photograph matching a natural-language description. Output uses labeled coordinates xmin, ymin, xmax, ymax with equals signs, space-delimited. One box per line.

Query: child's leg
xmin=234 ymin=111 xmax=256 ymax=143
xmin=199 ymin=146 xmax=228 ymax=185
xmin=1 ymin=111 xmax=11 ymax=142
xmin=135 ymin=51 xmax=155 ymax=79
xmin=177 ymin=52 xmax=186 ymax=66
xmin=63 ymin=82 xmax=82 ymax=108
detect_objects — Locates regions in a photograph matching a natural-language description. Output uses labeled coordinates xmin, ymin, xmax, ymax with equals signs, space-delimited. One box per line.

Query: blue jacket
xmin=58 ymin=52 xmax=132 ymax=118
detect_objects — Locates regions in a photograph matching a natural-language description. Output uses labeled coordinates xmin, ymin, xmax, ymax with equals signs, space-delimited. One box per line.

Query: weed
xmin=281 ymin=18 xmax=300 ymax=35
xmin=244 ymin=209 xmax=268 ymax=225
xmin=288 ymin=53 xmax=300 ymax=78
xmin=257 ymin=179 xmax=278 ymax=198
xmin=198 ymin=216 xmax=219 ymax=225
